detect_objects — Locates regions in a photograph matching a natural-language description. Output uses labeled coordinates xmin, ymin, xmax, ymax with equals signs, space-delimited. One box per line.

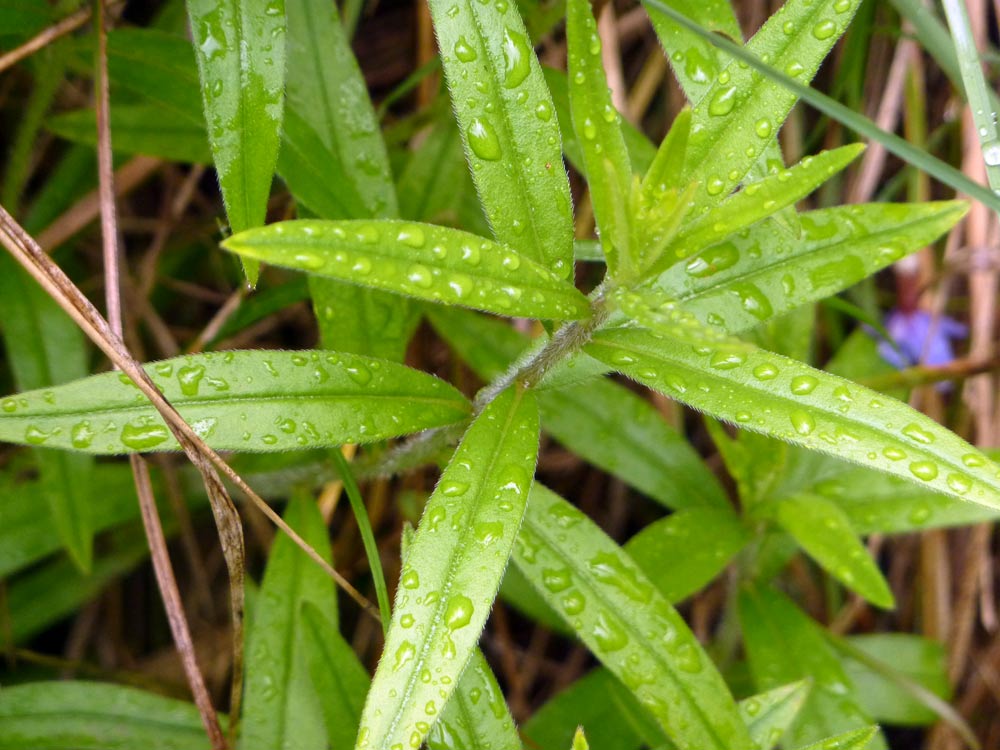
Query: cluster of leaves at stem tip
xmin=1 ymin=0 xmax=998 ymax=749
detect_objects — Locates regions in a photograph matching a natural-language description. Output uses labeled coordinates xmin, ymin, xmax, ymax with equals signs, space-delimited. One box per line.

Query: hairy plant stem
xmin=363 ymin=288 xmax=613 ymax=480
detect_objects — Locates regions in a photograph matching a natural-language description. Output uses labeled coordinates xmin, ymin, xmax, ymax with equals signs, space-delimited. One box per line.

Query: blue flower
xmin=876 ymin=309 xmax=967 ymax=369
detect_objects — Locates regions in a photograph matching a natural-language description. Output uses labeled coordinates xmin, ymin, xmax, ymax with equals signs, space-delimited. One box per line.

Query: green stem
xmin=330 ymin=448 xmax=392 ymax=633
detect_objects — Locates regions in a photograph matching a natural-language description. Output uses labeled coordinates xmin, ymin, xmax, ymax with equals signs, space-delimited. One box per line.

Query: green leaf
xmin=792 ymin=727 xmax=880 ymax=750
xmin=223 ymin=220 xmax=591 ymax=320
xmin=656 ymin=202 xmax=968 ymax=334
xmin=357 ymin=386 xmax=539 ymax=750
xmin=427 ymin=649 xmax=521 ymax=750
xmin=187 ymin=0 xmax=286 ymax=284
xmin=640 ymin=107 xmax=691 ymax=198
xmin=645 ymin=0 xmax=741 ymax=106
xmin=542 ymin=66 xmax=658 ymax=176
xmin=512 ymin=484 xmax=754 ymax=750
xmin=397 ymin=119 xmax=473 ymax=223
xmin=3 ymin=529 xmax=152 ymax=645
xmin=572 ymin=727 xmax=590 ymax=750
xmin=839 ymin=634 xmax=949 ymax=726
xmin=103 ymin=28 xmax=204 ymax=122
xmin=540 ymin=379 xmax=729 ymax=510
xmin=300 ymin=604 xmax=371 ymax=750
xmin=240 ymin=492 xmax=337 ymax=750
xmin=740 ymin=681 xmax=811 ymax=750
xmin=772 ymin=494 xmax=894 ymax=608
xmin=0 ymin=350 xmax=470 ymax=454
xmin=428 ymin=0 xmax=574 ymax=278
xmin=284 ymin=0 xmax=397 ymax=218
xmin=677 ymin=0 xmax=861 ymax=211
xmin=522 ymin=668 xmax=666 ymax=750
xmin=738 ymin=585 xmax=881 ymax=748
xmin=0 ymin=681 xmax=210 ymax=750
xmin=565 ymin=0 xmax=633 ymax=278
xmin=666 ymin=144 xmax=864 ymax=265
xmin=0 ymin=259 xmax=94 ymax=572
xmin=0 ymin=465 xmax=143 ymax=578
xmin=586 ymin=327 xmax=1000 ymax=508
xmin=47 ymin=105 xmax=211 ymax=163
xmin=426 ymin=307 xmax=720 ymax=508
xmin=625 ymin=507 xmax=750 ymax=602
xmin=824 ymin=459 xmax=1000 ymax=535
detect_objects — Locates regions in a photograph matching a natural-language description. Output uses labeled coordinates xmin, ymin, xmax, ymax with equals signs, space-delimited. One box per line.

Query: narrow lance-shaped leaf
xmin=666 ymin=144 xmax=864 ymax=263
xmin=300 ymin=604 xmax=371 ymax=750
xmin=645 ymin=0 xmax=741 ymax=106
xmin=240 ymin=492 xmax=336 ymax=750
xmin=772 ymin=494 xmax=894 ymax=609
xmin=793 ymin=727 xmax=880 ymax=750
xmin=224 ymin=220 xmax=591 ymax=320
xmin=739 ymin=585 xmax=885 ymax=749
xmin=566 ymin=0 xmax=633 ymax=278
xmin=656 ymin=201 xmax=969 ymax=334
xmin=679 ymin=0 xmax=861 ymax=212
xmin=0 ymin=259 xmax=93 ymax=572
xmin=187 ymin=0 xmax=286 ymax=284
xmin=356 ymin=387 xmax=539 ymax=750
xmin=0 ymin=681 xmax=210 ymax=750
xmin=587 ymin=327 xmax=1000 ymax=508
xmin=740 ymin=681 xmax=812 ymax=750
xmin=427 ymin=649 xmax=521 ymax=750
xmin=0 ymin=350 xmax=470 ymax=454
xmin=512 ymin=484 xmax=754 ymax=750
xmin=427 ymin=0 xmax=574 ymax=277
xmin=282 ymin=0 xmax=417 ymax=362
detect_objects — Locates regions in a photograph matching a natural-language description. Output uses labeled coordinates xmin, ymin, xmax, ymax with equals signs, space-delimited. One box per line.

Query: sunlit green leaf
xmin=656 ymin=202 xmax=968 ymax=334
xmin=428 ymin=0 xmax=574 ymax=278
xmin=224 ymin=220 xmax=591 ymax=319
xmin=678 ymin=0 xmax=861 ymax=212
xmin=0 ymin=350 xmax=470 ymax=454
xmin=740 ymin=681 xmax=812 ymax=750
xmin=665 ymin=144 xmax=864 ymax=265
xmin=0 ymin=681 xmax=209 ymax=750
xmin=772 ymin=494 xmax=894 ymax=608
xmin=427 ymin=650 xmax=520 ymax=750
xmin=587 ymin=327 xmax=1000 ymax=508
xmin=187 ymin=0 xmax=286 ymax=283
xmin=357 ymin=387 xmax=539 ymax=750
xmin=513 ymin=484 xmax=754 ymax=750
xmin=792 ymin=727 xmax=880 ymax=750
xmin=645 ymin=0 xmax=740 ymax=106
xmin=240 ymin=492 xmax=337 ymax=750
xmin=566 ymin=0 xmax=633 ymax=277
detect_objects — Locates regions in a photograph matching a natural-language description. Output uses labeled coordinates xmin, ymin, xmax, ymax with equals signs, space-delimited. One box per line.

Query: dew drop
xmin=592 ymin=610 xmax=628 ymax=652
xmin=708 ymin=85 xmax=737 ymax=116
xmin=393 ymin=641 xmax=416 ymax=671
xmin=535 ymin=101 xmax=553 ymax=121
xmin=909 ymin=461 xmax=939 ymax=482
xmin=790 ymin=409 xmax=816 ymax=436
xmin=467 ymin=118 xmax=502 ymax=161
xmin=901 ymin=423 xmax=935 ymax=445
xmin=177 ymin=364 xmax=206 ymax=396
xmin=291 ymin=252 xmax=325 ymax=270
xmin=25 ymin=425 xmax=52 ymax=445
xmin=789 ymin=375 xmax=818 ymax=395
xmin=454 ymin=36 xmax=477 ymax=62
xmin=752 ymin=363 xmax=779 ymax=380
xmin=121 ymin=422 xmax=170 ymax=451
xmin=474 ymin=521 xmax=504 ymax=545
xmin=397 ymin=224 xmax=427 ymax=248
xmin=582 ymin=117 xmax=597 ymax=140
xmin=501 ymin=27 xmax=532 ymax=89
xmin=401 ymin=568 xmax=420 ymax=589
xmin=346 ymin=363 xmax=372 ymax=385
xmin=812 ymin=19 xmax=837 ymax=39
xmin=754 ymin=118 xmax=772 ymax=138
xmin=709 ymin=350 xmax=746 ymax=369
xmin=440 ymin=480 xmax=468 ymax=497
xmin=444 ymin=594 xmax=474 ymax=630
xmin=706 ymin=176 xmax=726 ymax=195
xmin=882 ymin=446 xmax=906 ymax=461
xmin=71 ymin=421 xmax=94 ymax=449
xmin=407 ymin=264 xmax=434 ymax=288
xmin=962 ymin=453 xmax=986 ymax=468
xmin=947 ymin=472 xmax=972 ymax=495
xmin=542 ymin=567 xmax=572 ymax=593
